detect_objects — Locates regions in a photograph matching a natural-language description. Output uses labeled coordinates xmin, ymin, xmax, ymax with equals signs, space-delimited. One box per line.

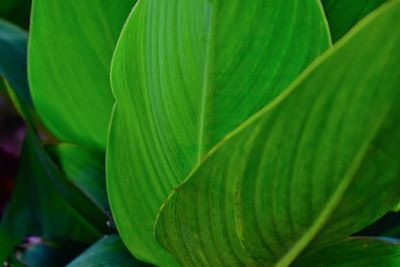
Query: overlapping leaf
xmin=0 ymin=19 xmax=31 ymax=112
xmin=47 ymin=144 xmax=109 ymax=213
xmin=322 ymin=0 xmax=387 ymax=42
xmin=156 ymin=2 xmax=400 ymax=266
xmin=66 ymin=235 xmax=151 ymax=267
xmin=293 ymin=237 xmax=400 ymax=266
xmin=108 ymin=0 xmax=330 ymax=265
xmin=1 ymin=132 xmax=101 ymax=251
xmin=28 ymin=0 xmax=136 ymax=149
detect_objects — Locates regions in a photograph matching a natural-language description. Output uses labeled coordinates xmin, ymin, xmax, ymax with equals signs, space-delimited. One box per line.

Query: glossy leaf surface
xmin=156 ymin=2 xmax=400 ymax=266
xmin=322 ymin=0 xmax=386 ymax=42
xmin=29 ymin=0 xmax=135 ymax=149
xmin=108 ymin=0 xmax=330 ymax=264
xmin=67 ymin=235 xmax=151 ymax=267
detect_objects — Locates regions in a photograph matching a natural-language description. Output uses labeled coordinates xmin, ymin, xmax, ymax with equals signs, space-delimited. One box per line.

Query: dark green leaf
xmin=47 ymin=144 xmax=109 ymax=213
xmin=156 ymin=2 xmax=400 ymax=266
xmin=0 ymin=19 xmax=32 ymax=112
xmin=1 ymin=131 xmax=101 ymax=244
xmin=11 ymin=237 xmax=86 ymax=267
xmin=322 ymin=0 xmax=387 ymax=42
xmin=108 ymin=1 xmax=330 ymax=264
xmin=66 ymin=235 xmax=151 ymax=267
xmin=0 ymin=225 xmax=17 ymax=263
xmin=357 ymin=212 xmax=400 ymax=238
xmin=0 ymin=0 xmax=31 ymax=29
xmin=293 ymin=237 xmax=400 ymax=267
xmin=1 ymin=13 xmax=109 ymax=239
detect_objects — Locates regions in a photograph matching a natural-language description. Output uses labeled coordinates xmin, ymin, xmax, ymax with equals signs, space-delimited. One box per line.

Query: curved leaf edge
xmin=154 ymin=0 xmax=400 ymax=252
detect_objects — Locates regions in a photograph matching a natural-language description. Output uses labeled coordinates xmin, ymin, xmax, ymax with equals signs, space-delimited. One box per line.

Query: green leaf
xmin=156 ymin=1 xmax=400 ymax=266
xmin=108 ymin=0 xmax=330 ymax=265
xmin=28 ymin=0 xmax=136 ymax=149
xmin=66 ymin=235 xmax=151 ymax=267
xmin=47 ymin=144 xmax=109 ymax=213
xmin=1 ymin=132 xmax=100 ymax=246
xmin=24 ymin=129 xmax=111 ymax=234
xmin=293 ymin=237 xmax=400 ymax=266
xmin=0 ymin=19 xmax=32 ymax=112
xmin=322 ymin=0 xmax=387 ymax=42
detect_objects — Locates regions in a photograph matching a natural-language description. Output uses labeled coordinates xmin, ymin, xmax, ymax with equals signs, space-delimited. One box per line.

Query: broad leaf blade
xmin=66 ymin=235 xmax=151 ymax=267
xmin=322 ymin=0 xmax=387 ymax=42
xmin=28 ymin=0 xmax=135 ymax=149
xmin=108 ymin=0 xmax=330 ymax=264
xmin=293 ymin=237 xmax=400 ymax=267
xmin=156 ymin=1 xmax=400 ymax=266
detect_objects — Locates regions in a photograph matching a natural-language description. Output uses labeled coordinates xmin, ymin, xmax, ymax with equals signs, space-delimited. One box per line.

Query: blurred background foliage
xmin=0 ymin=0 xmax=31 ymax=29
xmin=0 ymin=0 xmax=151 ymax=265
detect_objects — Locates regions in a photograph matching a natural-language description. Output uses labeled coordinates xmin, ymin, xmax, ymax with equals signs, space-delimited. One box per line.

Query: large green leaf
xmin=108 ymin=0 xmax=330 ymax=265
xmin=47 ymin=144 xmax=109 ymax=213
xmin=293 ymin=237 xmax=400 ymax=266
xmin=322 ymin=0 xmax=387 ymax=42
xmin=156 ymin=1 xmax=400 ymax=266
xmin=1 ymin=132 xmax=100 ymax=247
xmin=66 ymin=235 xmax=151 ymax=267
xmin=28 ymin=0 xmax=136 ymax=149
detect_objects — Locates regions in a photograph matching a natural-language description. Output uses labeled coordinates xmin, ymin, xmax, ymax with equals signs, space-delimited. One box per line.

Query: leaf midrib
xmin=274 ymin=108 xmax=389 ymax=267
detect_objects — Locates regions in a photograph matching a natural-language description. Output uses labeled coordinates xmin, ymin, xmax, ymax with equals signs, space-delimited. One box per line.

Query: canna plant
xmin=0 ymin=0 xmax=400 ymax=266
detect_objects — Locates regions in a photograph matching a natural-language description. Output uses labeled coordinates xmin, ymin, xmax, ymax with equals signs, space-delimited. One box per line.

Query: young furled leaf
xmin=108 ymin=0 xmax=330 ymax=265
